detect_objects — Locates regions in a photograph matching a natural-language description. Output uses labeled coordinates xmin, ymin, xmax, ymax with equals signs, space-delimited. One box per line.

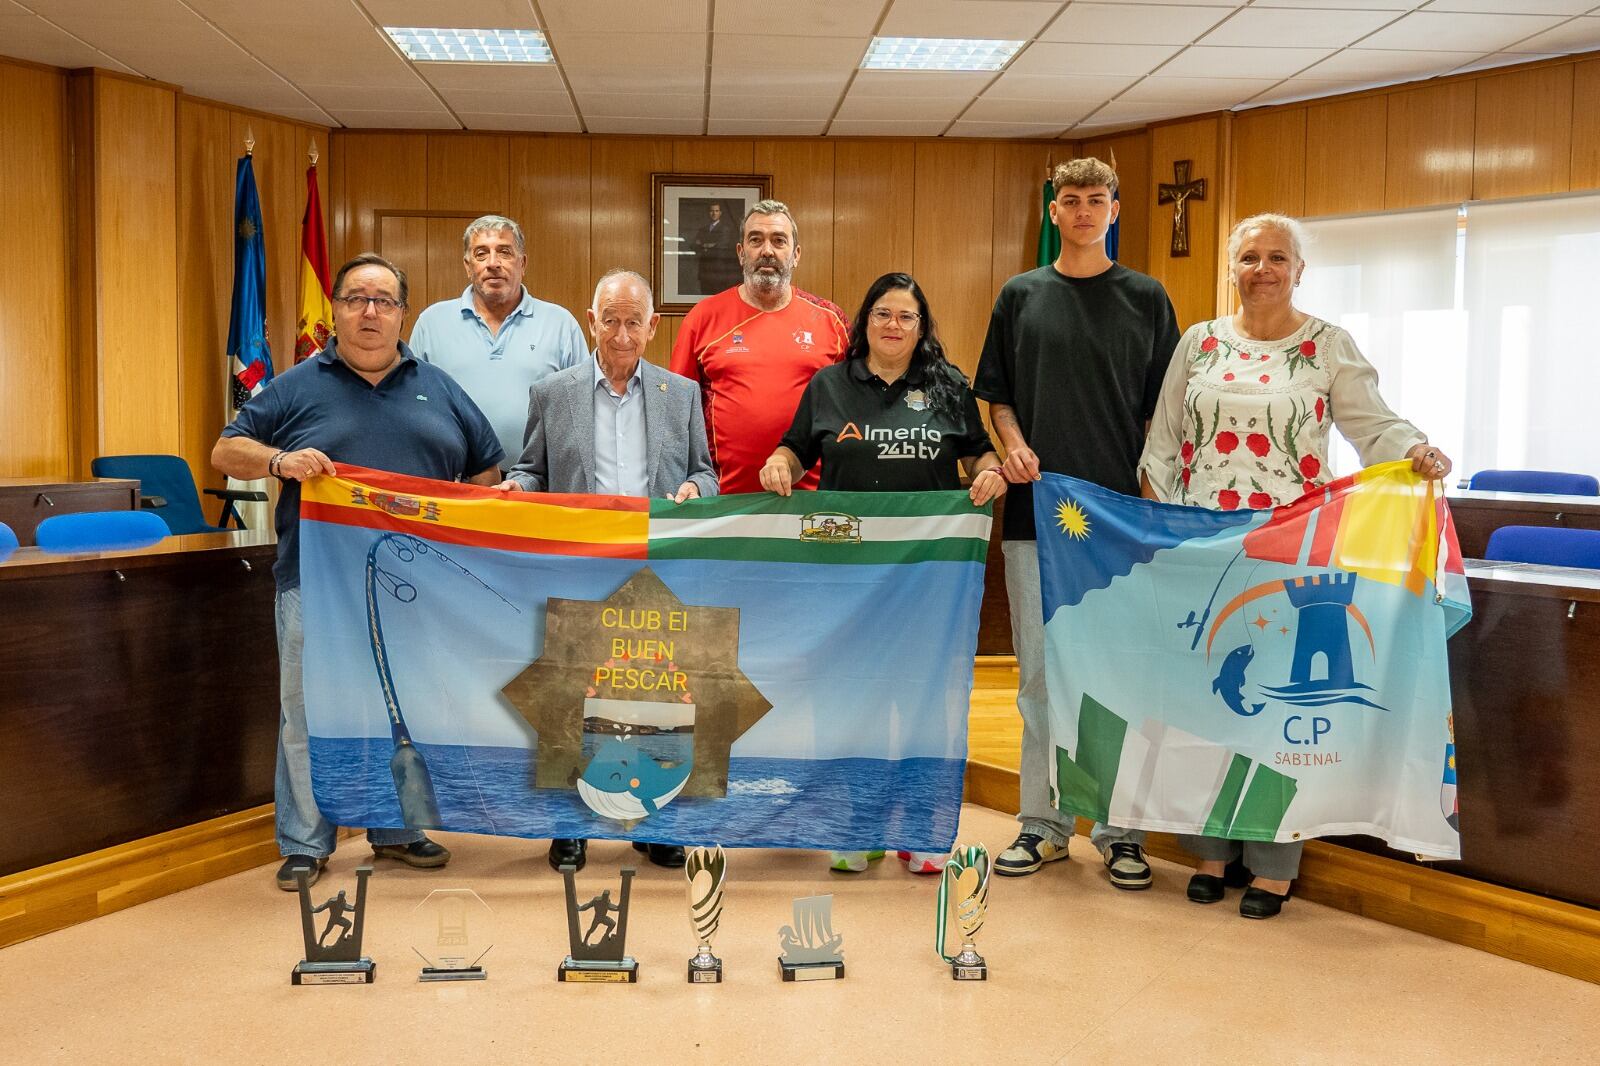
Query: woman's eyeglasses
xmin=868 ymin=308 xmax=921 ymax=328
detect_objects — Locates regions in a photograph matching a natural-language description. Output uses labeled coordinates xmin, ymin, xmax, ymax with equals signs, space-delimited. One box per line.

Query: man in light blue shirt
xmin=410 ymin=214 xmax=588 ymax=461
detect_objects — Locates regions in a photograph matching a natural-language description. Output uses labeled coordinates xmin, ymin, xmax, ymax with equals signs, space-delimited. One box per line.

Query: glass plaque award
xmin=409 ymin=888 xmax=493 ymax=981
xmin=778 ymin=893 xmax=844 ymax=981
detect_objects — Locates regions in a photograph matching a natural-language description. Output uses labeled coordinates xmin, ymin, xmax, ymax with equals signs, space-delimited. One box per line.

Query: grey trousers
xmin=1002 ymin=539 xmax=1143 ymax=852
xmin=1182 ymin=835 xmax=1305 ymax=880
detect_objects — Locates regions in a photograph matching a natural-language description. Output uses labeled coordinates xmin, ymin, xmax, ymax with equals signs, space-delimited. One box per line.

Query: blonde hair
xmin=1227 ymin=213 xmax=1310 ymax=267
xmin=1052 ymin=157 xmax=1118 ymax=198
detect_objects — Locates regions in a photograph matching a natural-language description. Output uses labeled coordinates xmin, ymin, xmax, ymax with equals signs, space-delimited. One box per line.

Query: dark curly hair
xmin=845 ymin=272 xmax=965 ymax=414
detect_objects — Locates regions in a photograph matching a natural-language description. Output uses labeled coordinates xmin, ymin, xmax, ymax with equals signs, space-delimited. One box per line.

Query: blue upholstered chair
xmin=90 ymin=454 xmax=267 ymax=535
xmin=35 ymin=510 xmax=169 ymax=554
xmin=0 ymin=521 xmax=18 ymax=565
xmin=1484 ymin=526 xmax=1600 ymax=569
xmin=1469 ymin=469 xmax=1600 ymax=496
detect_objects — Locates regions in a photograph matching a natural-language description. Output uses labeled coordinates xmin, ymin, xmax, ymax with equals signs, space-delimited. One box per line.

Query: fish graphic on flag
xmin=1034 ymin=461 xmax=1470 ymax=858
xmin=297 ymin=466 xmax=990 ymax=852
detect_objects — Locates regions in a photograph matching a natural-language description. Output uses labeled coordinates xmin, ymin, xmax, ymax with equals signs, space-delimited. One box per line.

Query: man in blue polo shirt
xmin=213 ymin=252 xmax=503 ymax=891
xmin=410 ymin=214 xmax=588 ymax=461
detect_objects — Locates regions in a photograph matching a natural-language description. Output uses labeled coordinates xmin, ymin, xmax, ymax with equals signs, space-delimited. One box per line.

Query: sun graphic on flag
xmin=1055 ymin=499 xmax=1090 ymax=539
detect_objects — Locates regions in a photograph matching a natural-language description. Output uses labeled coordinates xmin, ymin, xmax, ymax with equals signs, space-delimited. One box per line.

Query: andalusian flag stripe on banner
xmin=298 ymin=465 xmax=989 ymax=851
xmin=1035 ymin=462 xmax=1469 ymax=858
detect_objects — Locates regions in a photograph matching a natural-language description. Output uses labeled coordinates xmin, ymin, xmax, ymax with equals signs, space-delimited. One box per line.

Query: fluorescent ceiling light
xmin=385 ymin=27 xmax=553 ymax=64
xmin=862 ymin=37 xmax=1023 ymax=72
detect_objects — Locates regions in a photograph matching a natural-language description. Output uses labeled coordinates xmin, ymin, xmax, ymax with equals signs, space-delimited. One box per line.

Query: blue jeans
xmin=1002 ymin=540 xmax=1144 ymax=852
xmin=275 ymin=587 xmax=423 ymax=858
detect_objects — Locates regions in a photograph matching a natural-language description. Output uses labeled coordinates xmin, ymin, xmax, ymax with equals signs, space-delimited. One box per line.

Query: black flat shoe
xmin=1223 ymin=856 xmax=1251 ymax=888
xmin=1187 ymin=873 xmax=1226 ymax=903
xmin=633 ymin=841 xmax=687 ymax=868
xmin=548 ymin=838 xmax=588 ymax=872
xmin=1239 ymin=885 xmax=1290 ymax=919
xmin=372 ymin=838 xmax=451 ymax=868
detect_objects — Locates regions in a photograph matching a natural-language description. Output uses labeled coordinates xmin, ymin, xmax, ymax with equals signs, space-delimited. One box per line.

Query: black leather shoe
xmin=1187 ymin=872 xmax=1226 ymax=904
xmin=548 ymin=838 xmax=587 ymax=872
xmin=1223 ymin=856 xmax=1251 ymax=888
xmin=633 ymin=841 xmax=687 ymax=868
xmin=275 ymin=854 xmax=327 ymax=891
xmin=1240 ymin=885 xmax=1290 ymax=919
xmin=372 ymin=838 xmax=451 ymax=868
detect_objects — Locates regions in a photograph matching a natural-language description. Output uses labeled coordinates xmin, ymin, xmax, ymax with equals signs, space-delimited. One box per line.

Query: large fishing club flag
xmin=298 ymin=466 xmax=990 ymax=851
xmin=1034 ymin=462 xmax=1471 ymax=858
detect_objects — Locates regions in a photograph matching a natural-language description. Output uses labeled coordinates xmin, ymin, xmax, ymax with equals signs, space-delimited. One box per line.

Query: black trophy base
xmin=779 ymin=958 xmax=845 ymax=982
xmin=421 ymin=966 xmax=487 ymax=982
xmin=688 ymin=959 xmax=723 ymax=984
xmin=292 ymin=958 xmax=376 ymax=985
xmin=952 ymin=961 xmax=989 ymax=981
xmin=559 ymin=956 xmax=638 ymax=983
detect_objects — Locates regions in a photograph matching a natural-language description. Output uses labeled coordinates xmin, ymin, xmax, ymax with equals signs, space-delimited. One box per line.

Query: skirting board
xmin=0 ymin=806 xmax=310 ymax=950
xmin=963 ymin=760 xmax=1600 ymax=985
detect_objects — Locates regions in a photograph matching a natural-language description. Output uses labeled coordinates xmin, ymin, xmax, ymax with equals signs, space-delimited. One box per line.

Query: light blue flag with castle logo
xmin=1034 ymin=463 xmax=1470 ymax=858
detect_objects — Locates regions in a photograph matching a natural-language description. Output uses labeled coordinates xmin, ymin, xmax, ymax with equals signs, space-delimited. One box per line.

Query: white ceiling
xmin=3 ymin=0 xmax=1598 ymax=138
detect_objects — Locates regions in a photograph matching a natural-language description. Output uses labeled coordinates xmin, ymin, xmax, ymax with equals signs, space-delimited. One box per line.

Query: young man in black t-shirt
xmin=974 ymin=157 xmax=1180 ymax=890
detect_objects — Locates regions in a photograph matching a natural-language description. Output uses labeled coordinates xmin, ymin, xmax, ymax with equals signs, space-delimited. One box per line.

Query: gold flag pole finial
xmin=1109 ymin=145 xmax=1119 ymax=173
xmin=245 ymin=126 xmax=256 ymax=156
xmin=308 ymin=137 xmax=319 ymax=166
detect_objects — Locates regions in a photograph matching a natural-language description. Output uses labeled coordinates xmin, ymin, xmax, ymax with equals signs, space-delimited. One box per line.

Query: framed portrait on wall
xmin=652 ymin=173 xmax=772 ymax=314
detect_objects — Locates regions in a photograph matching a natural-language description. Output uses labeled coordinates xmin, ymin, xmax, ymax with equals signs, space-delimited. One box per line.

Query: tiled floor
xmin=2 ymin=803 xmax=1597 ymax=1066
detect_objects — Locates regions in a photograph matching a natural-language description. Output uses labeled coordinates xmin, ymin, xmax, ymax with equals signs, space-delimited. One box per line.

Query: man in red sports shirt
xmin=670 ymin=199 xmax=849 ymax=494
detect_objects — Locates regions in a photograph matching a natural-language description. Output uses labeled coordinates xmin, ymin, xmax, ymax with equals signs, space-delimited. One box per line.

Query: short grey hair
xmin=592 ymin=268 xmax=654 ymax=314
xmin=1227 ymin=213 xmax=1310 ymax=267
xmin=461 ymin=214 xmax=525 ymax=256
xmin=741 ymin=198 xmax=799 ymax=244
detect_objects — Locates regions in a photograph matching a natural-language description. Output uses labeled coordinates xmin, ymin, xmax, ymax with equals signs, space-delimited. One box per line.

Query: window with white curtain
xmin=1294 ymin=195 xmax=1600 ymax=482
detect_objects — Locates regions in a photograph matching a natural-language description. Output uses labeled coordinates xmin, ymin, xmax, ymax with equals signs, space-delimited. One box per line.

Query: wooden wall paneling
xmin=645 ymin=315 xmax=676 ymax=368
xmin=1082 ymin=132 xmax=1151 ymax=275
xmin=1148 ymin=117 xmax=1226 ymax=331
xmin=1305 ymin=96 xmax=1387 ymax=217
xmin=379 ymin=216 xmax=429 ymax=342
xmin=1385 ymin=82 xmax=1475 ymax=210
xmin=833 ymin=140 xmax=915 ymax=323
xmin=590 ymin=137 xmax=674 ymax=299
xmin=1473 ymin=65 xmax=1573 ymax=201
xmin=913 ymin=141 xmax=995 ymax=377
xmin=1231 ymin=108 xmax=1306 ymax=220
xmin=510 ymin=135 xmax=592 ymax=321
xmin=754 ymin=140 xmax=836 ymax=304
xmin=1574 ymin=59 xmax=1600 ymax=192
xmin=672 ymin=139 xmax=755 ymax=175
xmin=175 ymin=101 xmax=233 ymax=492
xmin=67 ymin=72 xmax=99 ymax=474
xmin=989 ymin=141 xmax=1054 ymax=296
xmin=426 ymin=133 xmax=509 ymax=213
xmin=425 ymin=217 xmax=469 ymax=312
xmin=330 ymin=132 xmax=427 ymax=262
xmin=92 ymin=75 xmax=180 ymax=460
xmin=0 ymin=61 xmax=72 ymax=479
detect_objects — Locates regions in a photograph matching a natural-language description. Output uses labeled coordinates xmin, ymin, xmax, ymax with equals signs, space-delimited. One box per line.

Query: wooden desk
xmin=1448 ymin=489 xmax=1600 ymax=559
xmin=0 ymin=477 xmax=140 ymax=546
xmin=0 ymin=531 xmax=280 ymax=877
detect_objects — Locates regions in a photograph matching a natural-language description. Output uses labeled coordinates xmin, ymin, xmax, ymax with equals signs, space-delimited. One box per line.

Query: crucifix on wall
xmin=1157 ymin=160 xmax=1207 ymax=258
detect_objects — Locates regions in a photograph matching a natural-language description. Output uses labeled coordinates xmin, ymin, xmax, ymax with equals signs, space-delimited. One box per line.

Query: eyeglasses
xmin=333 ymin=295 xmax=404 ymax=314
xmin=868 ymin=308 xmax=921 ymax=328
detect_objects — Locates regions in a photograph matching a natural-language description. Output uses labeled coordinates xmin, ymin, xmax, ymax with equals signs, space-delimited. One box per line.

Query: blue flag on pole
xmin=227 ymin=154 xmax=272 ymax=410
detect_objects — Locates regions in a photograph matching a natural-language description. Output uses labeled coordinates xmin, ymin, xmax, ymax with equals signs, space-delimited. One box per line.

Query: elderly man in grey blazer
xmin=501 ymin=269 xmax=717 ymax=503
xmin=499 ymin=268 xmax=717 ymax=873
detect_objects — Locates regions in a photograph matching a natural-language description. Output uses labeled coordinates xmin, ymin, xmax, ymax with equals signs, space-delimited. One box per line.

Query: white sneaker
xmin=899 ymin=851 xmax=946 ymax=874
xmin=829 ymin=850 xmax=885 ymax=873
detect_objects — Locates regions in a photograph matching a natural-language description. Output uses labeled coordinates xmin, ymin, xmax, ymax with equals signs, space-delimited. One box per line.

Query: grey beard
xmin=743 ymin=262 xmax=792 ymax=292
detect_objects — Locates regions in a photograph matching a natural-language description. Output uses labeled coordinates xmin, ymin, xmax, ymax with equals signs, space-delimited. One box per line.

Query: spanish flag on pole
xmin=295 ymin=159 xmax=333 ymax=364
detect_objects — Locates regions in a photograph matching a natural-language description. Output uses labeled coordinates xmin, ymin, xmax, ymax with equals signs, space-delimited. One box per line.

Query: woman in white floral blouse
xmin=1140 ymin=212 xmax=1453 ymax=919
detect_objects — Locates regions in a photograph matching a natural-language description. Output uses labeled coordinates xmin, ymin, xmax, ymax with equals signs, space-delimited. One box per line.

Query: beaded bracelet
xmin=268 ymin=450 xmax=289 ymax=481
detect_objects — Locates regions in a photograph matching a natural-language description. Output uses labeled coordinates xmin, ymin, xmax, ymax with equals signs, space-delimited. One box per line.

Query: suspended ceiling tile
xmin=1301 ymin=47 xmax=1482 ymax=81
xmin=1040 ymin=3 xmax=1233 ymax=47
xmin=710 ymin=69 xmax=854 ymax=95
xmin=946 ymin=118 xmax=1065 ymax=139
xmin=1084 ymin=99 xmax=1200 ymax=124
xmin=185 ymin=0 xmax=428 ymax=89
xmin=432 ymin=88 xmax=575 ymax=115
xmin=1358 ymin=11 xmax=1567 ymax=52
xmin=833 ymin=92 xmax=970 ymax=122
xmin=712 ymin=33 xmax=865 ymax=71
xmin=327 ymin=107 xmax=461 ymax=129
xmin=295 ymin=83 xmax=443 ymax=110
xmin=554 ymin=30 xmax=706 ymax=67
xmin=961 ymin=96 xmax=1097 ymax=124
xmin=714 ymin=0 xmax=880 ymax=37
xmin=1504 ymin=16 xmax=1600 ymax=53
xmin=563 ymin=66 xmax=706 ymax=95
xmin=847 ymin=70 xmax=993 ymax=99
xmin=584 ymin=115 xmax=704 ymax=134
xmin=1006 ymin=41 xmax=1184 ymax=77
xmin=540 ymin=0 xmax=707 ymax=35
xmin=707 ymin=117 xmax=830 ymax=136
xmin=982 ymin=71 xmax=1138 ymax=101
xmin=457 ymin=112 xmax=583 ymax=133
xmin=1422 ymin=0 xmax=1593 ymax=13
xmin=1155 ymin=45 xmax=1335 ymax=80
xmin=576 ymin=91 xmax=705 ymax=120
xmin=1197 ymin=7 xmax=1400 ymax=49
xmin=412 ymin=62 xmax=567 ymax=91
xmin=878 ymin=0 xmax=1059 ymax=41
xmin=360 ymin=0 xmax=540 ymax=29
xmin=709 ymin=93 xmax=839 ymax=121
xmin=827 ymin=118 xmax=950 ymax=137
xmin=0 ymin=3 xmax=138 ymax=72
xmin=1118 ymin=75 xmax=1281 ymax=105
xmin=1238 ymin=77 xmax=1372 ymax=108
xmin=1450 ymin=50 xmax=1564 ymax=75
xmin=1246 ymin=0 xmax=1412 ymax=8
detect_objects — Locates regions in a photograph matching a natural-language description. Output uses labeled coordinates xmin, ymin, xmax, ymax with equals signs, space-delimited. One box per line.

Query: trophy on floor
xmin=778 ymin=894 xmax=844 ymax=981
xmin=409 ymin=888 xmax=493 ymax=981
xmin=685 ymin=845 xmax=726 ymax=983
xmin=291 ymin=865 xmax=376 ymax=985
xmin=558 ymin=865 xmax=638 ymax=982
xmin=939 ymin=844 xmax=991 ymax=981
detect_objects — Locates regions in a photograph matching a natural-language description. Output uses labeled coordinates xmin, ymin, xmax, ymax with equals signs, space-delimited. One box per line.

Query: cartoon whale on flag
xmin=576 ymin=737 xmax=694 ymax=820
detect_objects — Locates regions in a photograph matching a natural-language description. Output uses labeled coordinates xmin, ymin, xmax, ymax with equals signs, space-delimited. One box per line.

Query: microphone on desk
xmin=35 ymin=511 xmax=168 ymax=554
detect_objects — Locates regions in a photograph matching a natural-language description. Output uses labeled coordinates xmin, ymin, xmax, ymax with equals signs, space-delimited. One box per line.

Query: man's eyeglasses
xmin=334 ymin=295 xmax=404 ymax=314
xmin=868 ymin=308 xmax=921 ymax=328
